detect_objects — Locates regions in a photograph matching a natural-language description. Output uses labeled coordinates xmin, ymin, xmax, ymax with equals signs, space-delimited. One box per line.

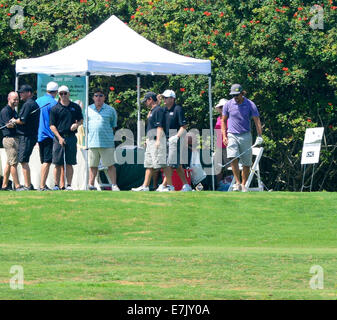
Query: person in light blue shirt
xmin=87 ymin=88 xmax=119 ymax=191
xmin=36 ymin=81 xmax=59 ymax=191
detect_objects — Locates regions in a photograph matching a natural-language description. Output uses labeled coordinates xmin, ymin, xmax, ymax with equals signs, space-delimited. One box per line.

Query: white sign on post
xmin=301 ymin=127 xmax=324 ymax=164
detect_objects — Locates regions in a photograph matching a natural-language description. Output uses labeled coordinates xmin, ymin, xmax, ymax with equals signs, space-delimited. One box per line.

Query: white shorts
xmin=227 ymin=132 xmax=252 ymax=166
xmin=89 ymin=147 xmax=116 ymax=167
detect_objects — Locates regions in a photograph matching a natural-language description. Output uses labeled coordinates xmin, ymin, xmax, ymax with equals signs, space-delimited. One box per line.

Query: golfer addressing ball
xmin=221 ymin=84 xmax=263 ymax=192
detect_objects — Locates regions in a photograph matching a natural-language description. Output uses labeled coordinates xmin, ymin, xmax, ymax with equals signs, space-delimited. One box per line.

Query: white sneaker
xmin=131 ymin=185 xmax=149 ymax=192
xmin=156 ymin=184 xmax=165 ymax=192
xmin=160 ymin=186 xmax=172 ymax=192
xmin=232 ymin=184 xmax=241 ymax=192
xmin=167 ymin=185 xmax=175 ymax=191
xmin=65 ymin=185 xmax=73 ymax=191
xmin=111 ymin=184 xmax=120 ymax=191
xmin=241 ymin=184 xmax=248 ymax=192
xmin=156 ymin=184 xmax=174 ymax=192
xmin=181 ymin=184 xmax=192 ymax=192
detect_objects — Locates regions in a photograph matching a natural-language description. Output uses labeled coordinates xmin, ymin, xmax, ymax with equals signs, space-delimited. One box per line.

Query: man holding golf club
xmin=221 ymin=84 xmax=263 ymax=192
xmin=0 ymin=92 xmax=21 ymax=191
xmin=10 ymin=84 xmax=40 ymax=191
xmin=36 ymin=81 xmax=59 ymax=191
xmin=49 ymin=85 xmax=83 ymax=191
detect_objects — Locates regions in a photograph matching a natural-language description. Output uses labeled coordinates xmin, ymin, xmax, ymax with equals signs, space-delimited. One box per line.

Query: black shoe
xmin=1 ymin=186 xmax=12 ymax=191
xmin=16 ymin=184 xmax=35 ymax=191
xmin=38 ymin=185 xmax=51 ymax=191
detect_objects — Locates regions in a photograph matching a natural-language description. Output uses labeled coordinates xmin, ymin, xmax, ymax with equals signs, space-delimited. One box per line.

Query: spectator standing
xmin=11 ymin=85 xmax=40 ymax=191
xmin=0 ymin=92 xmax=21 ymax=190
xmin=157 ymin=89 xmax=192 ymax=192
xmin=87 ymin=88 xmax=119 ymax=191
xmin=132 ymin=92 xmax=172 ymax=191
xmin=49 ymin=85 xmax=83 ymax=191
xmin=214 ymin=98 xmax=229 ymax=188
xmin=36 ymin=81 xmax=59 ymax=191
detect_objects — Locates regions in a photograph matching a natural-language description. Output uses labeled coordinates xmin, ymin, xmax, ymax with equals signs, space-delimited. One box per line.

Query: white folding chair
xmin=228 ymin=147 xmax=264 ymax=191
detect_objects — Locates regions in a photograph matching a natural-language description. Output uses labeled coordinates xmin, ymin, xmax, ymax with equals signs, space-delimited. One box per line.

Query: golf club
xmin=218 ymin=143 xmax=258 ymax=168
xmin=63 ymin=145 xmax=67 ymax=189
xmin=0 ymin=102 xmax=50 ymax=130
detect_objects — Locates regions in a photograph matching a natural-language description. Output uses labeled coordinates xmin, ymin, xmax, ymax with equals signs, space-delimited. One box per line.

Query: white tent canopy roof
xmin=16 ymin=15 xmax=211 ymax=76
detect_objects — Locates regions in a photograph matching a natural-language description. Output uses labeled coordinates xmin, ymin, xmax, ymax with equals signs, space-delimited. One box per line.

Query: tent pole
xmin=15 ymin=74 xmax=19 ymax=113
xmin=208 ymin=75 xmax=215 ymax=191
xmin=137 ymin=75 xmax=141 ymax=147
xmin=85 ymin=72 xmax=90 ymax=190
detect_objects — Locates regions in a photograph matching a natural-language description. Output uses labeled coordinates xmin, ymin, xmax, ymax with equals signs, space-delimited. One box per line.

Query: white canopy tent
xmin=15 ymin=15 xmax=215 ymax=190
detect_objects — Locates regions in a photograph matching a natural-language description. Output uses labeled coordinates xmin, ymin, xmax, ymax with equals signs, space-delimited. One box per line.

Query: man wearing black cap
xmin=11 ymin=84 xmax=40 ymax=191
xmin=131 ymin=92 xmax=172 ymax=191
xmin=221 ymin=84 xmax=263 ymax=192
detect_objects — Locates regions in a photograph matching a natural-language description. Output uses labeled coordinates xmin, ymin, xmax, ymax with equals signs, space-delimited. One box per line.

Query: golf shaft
xmin=218 ymin=143 xmax=257 ymax=168
xmin=0 ymin=102 xmax=50 ymax=130
xmin=63 ymin=145 xmax=67 ymax=187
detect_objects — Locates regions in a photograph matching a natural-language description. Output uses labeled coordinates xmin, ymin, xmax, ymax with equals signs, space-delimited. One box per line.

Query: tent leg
xmin=208 ymin=75 xmax=215 ymax=191
xmin=84 ymin=73 xmax=90 ymax=190
xmin=137 ymin=75 xmax=141 ymax=147
xmin=15 ymin=74 xmax=19 ymax=113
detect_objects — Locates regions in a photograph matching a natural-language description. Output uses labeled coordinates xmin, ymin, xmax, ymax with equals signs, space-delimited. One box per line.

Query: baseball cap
xmin=141 ymin=92 xmax=157 ymax=103
xmin=161 ymin=89 xmax=176 ymax=98
xmin=215 ymin=98 xmax=228 ymax=109
xmin=17 ymin=84 xmax=33 ymax=93
xmin=229 ymin=84 xmax=243 ymax=95
xmin=58 ymin=85 xmax=70 ymax=93
xmin=46 ymin=81 xmax=58 ymax=92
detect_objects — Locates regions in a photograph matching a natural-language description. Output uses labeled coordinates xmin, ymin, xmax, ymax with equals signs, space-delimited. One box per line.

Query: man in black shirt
xmin=50 ymin=85 xmax=83 ymax=191
xmin=0 ymin=92 xmax=21 ymax=190
xmin=11 ymin=84 xmax=40 ymax=191
xmin=131 ymin=92 xmax=172 ymax=191
xmin=157 ymin=89 xmax=192 ymax=192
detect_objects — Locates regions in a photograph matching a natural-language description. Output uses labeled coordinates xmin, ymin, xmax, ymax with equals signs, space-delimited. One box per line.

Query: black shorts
xmin=52 ymin=135 xmax=77 ymax=165
xmin=18 ymin=135 xmax=37 ymax=163
xmin=39 ymin=138 xmax=53 ymax=164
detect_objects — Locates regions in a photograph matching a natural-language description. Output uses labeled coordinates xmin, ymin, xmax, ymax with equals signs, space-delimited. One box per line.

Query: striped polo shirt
xmin=87 ymin=103 xmax=117 ymax=148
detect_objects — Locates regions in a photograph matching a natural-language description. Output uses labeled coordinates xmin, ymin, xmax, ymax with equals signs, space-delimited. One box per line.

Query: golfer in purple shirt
xmin=221 ymin=84 xmax=263 ymax=192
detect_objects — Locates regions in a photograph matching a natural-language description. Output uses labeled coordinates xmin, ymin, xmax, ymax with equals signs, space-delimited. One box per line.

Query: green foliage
xmin=0 ymin=0 xmax=336 ymax=190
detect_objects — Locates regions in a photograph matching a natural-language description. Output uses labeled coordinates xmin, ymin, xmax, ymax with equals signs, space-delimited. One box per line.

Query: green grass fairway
xmin=0 ymin=191 xmax=336 ymax=300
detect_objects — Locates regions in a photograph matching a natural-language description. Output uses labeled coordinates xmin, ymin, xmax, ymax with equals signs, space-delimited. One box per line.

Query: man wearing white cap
xmin=156 ymin=89 xmax=192 ymax=192
xmin=50 ymin=85 xmax=83 ymax=190
xmin=36 ymin=81 xmax=59 ymax=191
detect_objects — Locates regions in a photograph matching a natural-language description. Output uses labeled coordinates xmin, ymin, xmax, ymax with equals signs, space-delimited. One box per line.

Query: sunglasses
xmin=94 ymin=94 xmax=104 ymax=97
xmin=59 ymin=92 xmax=68 ymax=96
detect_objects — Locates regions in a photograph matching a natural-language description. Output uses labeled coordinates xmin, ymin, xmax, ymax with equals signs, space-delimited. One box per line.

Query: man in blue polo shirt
xmin=87 ymin=88 xmax=119 ymax=191
xmin=36 ymin=81 xmax=59 ymax=191
xmin=221 ymin=84 xmax=263 ymax=192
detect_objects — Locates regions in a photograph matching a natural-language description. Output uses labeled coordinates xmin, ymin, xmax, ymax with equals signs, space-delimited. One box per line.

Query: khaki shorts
xmin=144 ymin=138 xmax=167 ymax=169
xmin=89 ymin=147 xmax=116 ymax=167
xmin=227 ymin=132 xmax=252 ymax=166
xmin=2 ymin=137 xmax=19 ymax=165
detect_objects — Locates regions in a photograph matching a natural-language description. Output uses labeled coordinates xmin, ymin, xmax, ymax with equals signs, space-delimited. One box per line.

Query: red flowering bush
xmin=0 ymin=0 xmax=336 ymax=190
